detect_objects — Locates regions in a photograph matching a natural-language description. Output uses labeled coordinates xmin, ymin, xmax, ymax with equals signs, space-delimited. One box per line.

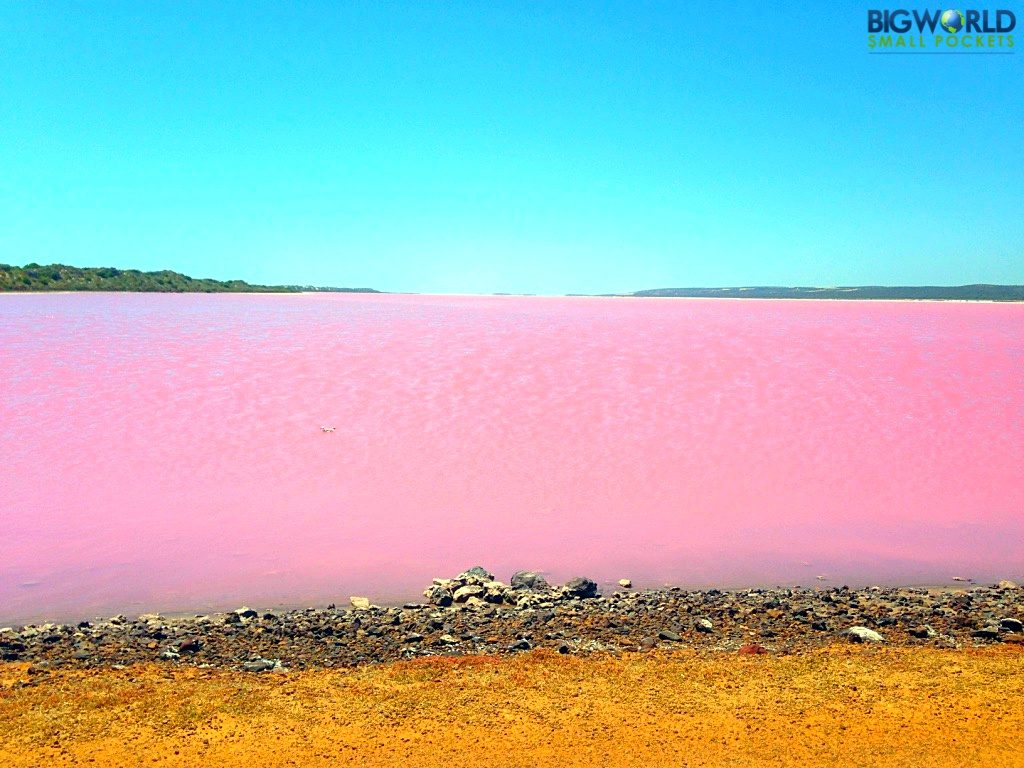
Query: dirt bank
xmin=2 ymin=646 xmax=1022 ymax=767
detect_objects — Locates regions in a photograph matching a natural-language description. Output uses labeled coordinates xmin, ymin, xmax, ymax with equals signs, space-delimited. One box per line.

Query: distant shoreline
xmin=0 ymin=263 xmax=379 ymax=294
xmin=2 ymin=264 xmax=1021 ymax=301
xmin=4 ymin=291 xmax=1021 ymax=304
xmin=617 ymin=285 xmax=1024 ymax=302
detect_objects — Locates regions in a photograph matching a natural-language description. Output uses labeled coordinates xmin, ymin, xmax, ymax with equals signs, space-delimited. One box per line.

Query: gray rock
xmin=511 ymin=571 xmax=550 ymax=591
xmin=997 ymin=580 xmax=1019 ymax=590
xmin=482 ymin=585 xmax=508 ymax=604
xmin=640 ymin=637 xmax=658 ymax=650
xmin=234 ymin=607 xmax=258 ymax=619
xmin=618 ymin=579 xmax=632 ymax=588
xmin=159 ymin=648 xmax=180 ymax=660
xmin=564 ymin=577 xmax=599 ymax=599
xmin=403 ymin=633 xmax=424 ymax=643
xmin=452 ymin=585 xmax=484 ymax=603
xmin=460 ymin=566 xmax=495 ymax=582
xmin=973 ymin=626 xmax=1000 ymax=640
xmin=508 ymin=639 xmax=532 ymax=651
xmin=438 ymin=634 xmax=459 ymax=645
xmin=695 ymin=618 xmax=714 ymax=633
xmin=909 ymin=625 xmax=937 ymax=639
xmin=242 ymin=658 xmax=276 ymax=672
xmin=658 ymin=629 xmax=681 ymax=642
xmin=999 ymin=618 xmax=1023 ymax=633
xmin=423 ymin=585 xmax=453 ymax=607
xmin=844 ymin=626 xmax=885 ymax=644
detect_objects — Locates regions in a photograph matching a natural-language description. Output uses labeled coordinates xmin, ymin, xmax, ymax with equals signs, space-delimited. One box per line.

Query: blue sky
xmin=1 ymin=2 xmax=1021 ymax=294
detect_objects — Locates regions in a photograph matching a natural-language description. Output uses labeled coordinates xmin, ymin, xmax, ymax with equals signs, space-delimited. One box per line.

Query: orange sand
xmin=2 ymin=647 xmax=1023 ymax=767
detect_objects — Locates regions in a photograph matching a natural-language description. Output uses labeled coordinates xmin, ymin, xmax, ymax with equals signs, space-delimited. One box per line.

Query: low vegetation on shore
xmin=0 ymin=263 xmax=378 ymax=293
xmin=628 ymin=285 xmax=1024 ymax=301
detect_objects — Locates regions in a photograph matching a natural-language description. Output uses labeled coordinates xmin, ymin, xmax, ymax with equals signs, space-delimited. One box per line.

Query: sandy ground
xmin=2 ymin=647 xmax=1022 ymax=767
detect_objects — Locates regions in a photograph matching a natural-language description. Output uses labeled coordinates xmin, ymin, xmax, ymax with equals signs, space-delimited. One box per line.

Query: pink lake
xmin=1 ymin=293 xmax=1022 ymax=624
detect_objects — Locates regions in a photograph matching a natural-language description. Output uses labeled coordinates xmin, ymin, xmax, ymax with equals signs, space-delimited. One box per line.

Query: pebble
xmin=242 ymin=659 xmax=276 ymax=673
xmin=738 ymin=644 xmax=769 ymax=655
xmin=844 ymin=626 xmax=885 ymax=644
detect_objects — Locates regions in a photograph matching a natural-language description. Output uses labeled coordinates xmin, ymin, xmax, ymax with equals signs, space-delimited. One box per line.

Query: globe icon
xmin=941 ymin=9 xmax=965 ymax=32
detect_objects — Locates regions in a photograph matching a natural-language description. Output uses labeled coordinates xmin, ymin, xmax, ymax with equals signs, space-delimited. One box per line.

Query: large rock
xmin=482 ymin=581 xmax=510 ymax=603
xmin=349 ymin=596 xmax=371 ymax=610
xmin=459 ymin=566 xmax=495 ymax=582
xmin=452 ymin=585 xmax=484 ymax=603
xmin=564 ymin=577 xmax=599 ymax=599
xmin=511 ymin=571 xmax=550 ymax=591
xmin=423 ymin=585 xmax=453 ymax=607
xmin=999 ymin=618 xmax=1023 ymax=633
xmin=844 ymin=626 xmax=885 ymax=644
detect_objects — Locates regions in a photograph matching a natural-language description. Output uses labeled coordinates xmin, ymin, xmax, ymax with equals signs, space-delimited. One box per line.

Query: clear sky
xmin=1 ymin=2 xmax=1021 ymax=294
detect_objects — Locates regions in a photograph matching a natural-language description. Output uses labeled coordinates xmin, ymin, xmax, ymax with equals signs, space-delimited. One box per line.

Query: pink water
xmin=1 ymin=293 xmax=1022 ymax=624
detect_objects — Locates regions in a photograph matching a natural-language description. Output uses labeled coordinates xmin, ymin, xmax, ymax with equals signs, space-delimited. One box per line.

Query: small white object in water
xmin=816 ymin=575 xmax=829 ymax=581
xmin=320 ymin=426 xmax=336 ymax=433
xmin=951 ymin=576 xmax=972 ymax=582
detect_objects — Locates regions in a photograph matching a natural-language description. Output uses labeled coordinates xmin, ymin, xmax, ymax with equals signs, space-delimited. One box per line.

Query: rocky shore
xmin=2 ymin=568 xmax=1022 ymax=672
